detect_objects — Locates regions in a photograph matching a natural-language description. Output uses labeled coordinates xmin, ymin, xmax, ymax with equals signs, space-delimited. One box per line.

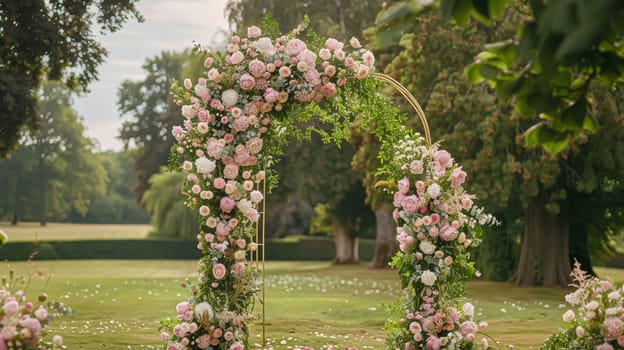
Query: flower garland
xmin=380 ymin=133 xmax=498 ymax=350
xmin=542 ymin=261 xmax=624 ymax=349
xmin=163 ymin=21 xmax=376 ymax=350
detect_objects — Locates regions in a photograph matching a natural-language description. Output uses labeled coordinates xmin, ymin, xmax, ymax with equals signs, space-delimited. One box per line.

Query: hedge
xmin=0 ymin=237 xmax=376 ymax=261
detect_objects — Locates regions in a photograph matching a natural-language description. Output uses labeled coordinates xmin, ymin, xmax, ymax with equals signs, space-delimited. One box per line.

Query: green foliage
xmin=0 ymin=82 xmax=107 ymax=224
xmin=141 ymin=171 xmax=198 ymax=239
xmin=0 ymin=1 xmax=142 ymax=157
xmin=118 ymin=50 xmax=195 ymax=203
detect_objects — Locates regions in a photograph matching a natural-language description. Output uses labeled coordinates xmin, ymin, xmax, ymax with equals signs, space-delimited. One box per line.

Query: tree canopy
xmin=0 ymin=0 xmax=142 ymax=157
xmin=377 ymin=0 xmax=624 ymax=155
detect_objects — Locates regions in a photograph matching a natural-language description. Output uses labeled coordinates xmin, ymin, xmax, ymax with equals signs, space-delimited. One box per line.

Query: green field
xmin=4 ymin=260 xmax=624 ymax=349
xmin=0 ymin=222 xmax=151 ymax=242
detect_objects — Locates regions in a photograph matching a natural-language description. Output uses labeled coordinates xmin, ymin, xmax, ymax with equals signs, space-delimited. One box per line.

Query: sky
xmin=74 ymin=0 xmax=230 ymax=152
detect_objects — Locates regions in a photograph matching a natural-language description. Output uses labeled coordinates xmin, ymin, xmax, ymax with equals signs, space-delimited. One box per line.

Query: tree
xmin=377 ymin=0 xmax=624 ymax=155
xmin=0 ymin=1 xmax=142 ymax=157
xmin=118 ymin=51 xmax=190 ymax=202
xmin=141 ymin=171 xmax=198 ymax=239
xmin=379 ymin=7 xmax=624 ymax=286
xmin=0 ymin=82 xmax=107 ymax=225
xmin=68 ymin=151 xmax=150 ymax=224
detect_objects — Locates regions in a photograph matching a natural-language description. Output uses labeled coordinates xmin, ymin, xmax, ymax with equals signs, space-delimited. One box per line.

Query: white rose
xmin=221 ymin=89 xmax=239 ymax=107
xmin=419 ymin=240 xmax=435 ymax=255
xmin=236 ymin=199 xmax=253 ymax=214
xmin=410 ymin=160 xmax=423 ymax=174
xmin=575 ymin=326 xmax=585 ymax=337
xmin=427 ymin=183 xmax=441 ymax=198
xmin=250 ymin=190 xmax=264 ymax=204
xmin=52 ymin=335 xmax=63 ymax=346
xmin=420 ymin=270 xmax=437 ymax=286
xmin=463 ymin=302 xmax=475 ymax=317
xmin=181 ymin=105 xmax=193 ymax=118
xmin=195 ymin=302 xmax=214 ymax=319
xmin=562 ymin=309 xmax=575 ymax=322
xmin=195 ymin=157 xmax=215 ymax=174
xmin=253 ymin=37 xmax=276 ymax=56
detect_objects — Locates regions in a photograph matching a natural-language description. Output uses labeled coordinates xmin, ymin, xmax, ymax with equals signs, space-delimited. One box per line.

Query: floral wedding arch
xmin=160 ymin=18 xmax=497 ymax=350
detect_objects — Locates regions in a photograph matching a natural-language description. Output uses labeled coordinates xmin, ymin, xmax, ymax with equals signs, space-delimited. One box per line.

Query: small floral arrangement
xmin=541 ymin=261 xmax=624 ymax=350
xmin=164 ymin=17 xmax=376 ymax=350
xmin=0 ymin=279 xmax=65 ymax=350
xmin=380 ymin=132 xmax=497 ymax=349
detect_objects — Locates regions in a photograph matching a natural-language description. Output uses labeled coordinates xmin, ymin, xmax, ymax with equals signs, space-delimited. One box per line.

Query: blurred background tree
xmin=0 ymin=1 xmax=142 ymax=157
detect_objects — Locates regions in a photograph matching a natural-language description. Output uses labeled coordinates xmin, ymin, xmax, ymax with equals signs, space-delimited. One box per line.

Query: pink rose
xmin=362 ymin=51 xmax=375 ymax=66
xmin=279 ymin=66 xmax=292 ymax=77
xmin=220 ymin=197 xmax=236 ymax=213
xmin=401 ymin=195 xmax=419 ymax=214
xmin=230 ymin=51 xmax=244 ymax=65
xmin=239 ymin=73 xmax=256 ymax=90
xmin=439 ymin=225 xmax=458 ymax=241
xmin=246 ymin=137 xmax=263 ymax=154
xmin=459 ymin=321 xmax=478 ymax=337
xmin=212 ymin=263 xmax=227 ymax=279
xmin=450 ymin=167 xmax=467 ymax=188
xmin=618 ymin=335 xmax=624 ymax=347
xmin=393 ymin=192 xmax=406 ymax=208
xmin=247 ymin=26 xmax=261 ymax=38
xmin=319 ymin=48 xmax=331 ymax=60
xmin=596 ymin=343 xmax=614 ymax=350
xmin=324 ymin=65 xmax=336 ymax=77
xmin=197 ymin=334 xmax=211 ymax=349
xmin=392 ymin=209 xmax=400 ymax=221
xmin=20 ymin=316 xmax=42 ymax=335
xmin=325 ymin=38 xmax=344 ymax=51
xmin=409 ymin=321 xmax=422 ymax=334
xmin=214 ymin=178 xmax=226 ymax=189
xmin=223 ymin=164 xmax=239 ymax=179
xmin=176 ymin=301 xmax=190 ymax=315
xmin=297 ymin=49 xmax=317 ymax=65
xmin=248 ymin=59 xmax=266 ymax=77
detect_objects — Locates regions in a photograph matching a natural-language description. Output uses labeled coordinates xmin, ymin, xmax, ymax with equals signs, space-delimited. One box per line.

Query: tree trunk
xmin=370 ymin=204 xmax=396 ymax=268
xmin=333 ymin=217 xmax=359 ymax=264
xmin=39 ymin=157 xmax=47 ymax=226
xmin=511 ymin=196 xmax=571 ymax=287
xmin=569 ymin=225 xmax=595 ymax=276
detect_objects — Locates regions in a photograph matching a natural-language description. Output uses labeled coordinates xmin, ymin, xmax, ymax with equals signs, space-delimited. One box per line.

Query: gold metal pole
xmin=261 ymin=174 xmax=267 ymax=348
xmin=372 ymin=72 xmax=432 ymax=146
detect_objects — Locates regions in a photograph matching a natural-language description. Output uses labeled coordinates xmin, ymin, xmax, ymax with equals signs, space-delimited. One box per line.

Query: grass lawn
xmin=0 ymin=222 xmax=152 ymax=242
xmin=3 ymin=260 xmax=623 ymax=349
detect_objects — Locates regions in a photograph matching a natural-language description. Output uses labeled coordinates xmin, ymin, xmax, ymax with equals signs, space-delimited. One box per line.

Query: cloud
xmin=75 ymin=0 xmax=229 ymax=152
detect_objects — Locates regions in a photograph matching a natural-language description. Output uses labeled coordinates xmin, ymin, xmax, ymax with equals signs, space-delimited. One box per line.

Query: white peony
xmin=253 ymin=37 xmax=276 ymax=56
xmin=236 ymin=199 xmax=253 ymax=214
xmin=463 ymin=302 xmax=475 ymax=317
xmin=195 ymin=301 xmax=214 ymax=320
xmin=221 ymin=89 xmax=239 ymax=107
xmin=562 ymin=309 xmax=575 ymax=322
xmin=419 ymin=240 xmax=436 ymax=255
xmin=195 ymin=157 xmax=216 ymax=174
xmin=420 ymin=270 xmax=437 ymax=286
xmin=250 ymin=190 xmax=264 ymax=204
xmin=427 ymin=183 xmax=441 ymax=198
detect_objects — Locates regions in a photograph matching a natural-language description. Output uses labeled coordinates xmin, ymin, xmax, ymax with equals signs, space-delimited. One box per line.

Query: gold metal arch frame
xmin=252 ymin=72 xmax=431 ymax=348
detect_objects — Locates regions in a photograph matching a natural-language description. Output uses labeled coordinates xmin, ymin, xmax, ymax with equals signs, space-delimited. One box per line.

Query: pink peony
xmin=603 ymin=317 xmax=624 ymax=340
xmin=439 ymin=225 xmax=458 ymax=241
xmin=401 ymin=195 xmax=419 ymax=214
xmin=2 ymin=300 xmax=18 ymax=315
xmin=246 ymin=137 xmax=263 ymax=154
xmin=425 ymin=335 xmax=441 ymax=350
xmin=263 ymin=88 xmax=279 ymax=102
xmin=247 ymin=26 xmax=261 ymax=38
xmin=212 ymin=264 xmax=227 ymax=279
xmin=286 ymin=39 xmax=307 ymax=56
xmin=459 ymin=321 xmax=478 ymax=337
xmin=409 ymin=321 xmax=422 ymax=334
xmin=223 ymin=164 xmax=239 ymax=179
xmin=220 ymin=197 xmax=236 ymax=212
xmin=297 ymin=49 xmax=317 ymax=65
xmin=397 ymin=177 xmax=410 ymax=194
xmin=229 ymin=51 xmax=244 ymax=65
xmin=450 ymin=167 xmax=467 ymax=188
xmin=248 ymin=59 xmax=266 ymax=77
xmin=434 ymin=150 xmax=453 ymax=169
xmin=239 ymin=73 xmax=256 ymax=90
